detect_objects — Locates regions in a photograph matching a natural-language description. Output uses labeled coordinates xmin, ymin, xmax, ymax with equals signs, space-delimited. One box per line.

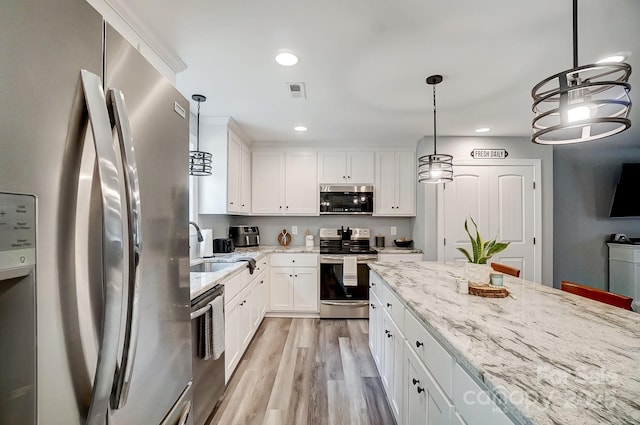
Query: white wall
xmin=413 ymin=136 xmax=554 ymax=285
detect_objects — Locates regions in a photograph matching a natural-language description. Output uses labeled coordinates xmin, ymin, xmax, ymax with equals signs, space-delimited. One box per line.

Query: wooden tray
xmin=468 ymin=283 xmax=510 ymax=298
xmin=277 ymin=229 xmax=292 ymax=247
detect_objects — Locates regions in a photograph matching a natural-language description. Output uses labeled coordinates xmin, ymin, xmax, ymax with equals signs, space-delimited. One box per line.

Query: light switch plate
xmin=390 ymin=226 xmax=397 ymax=235
xmin=292 ymin=226 xmax=298 ymax=235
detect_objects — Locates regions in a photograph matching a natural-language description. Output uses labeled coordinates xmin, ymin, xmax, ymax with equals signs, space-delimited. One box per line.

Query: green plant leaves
xmin=460 ymin=216 xmax=510 ymax=264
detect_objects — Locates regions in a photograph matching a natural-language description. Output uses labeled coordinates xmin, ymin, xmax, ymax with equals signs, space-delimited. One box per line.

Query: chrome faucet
xmin=189 ymin=221 xmax=204 ymax=242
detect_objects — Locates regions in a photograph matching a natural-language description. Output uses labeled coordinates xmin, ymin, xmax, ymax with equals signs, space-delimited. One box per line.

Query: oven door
xmin=319 ymin=255 xmax=374 ymax=318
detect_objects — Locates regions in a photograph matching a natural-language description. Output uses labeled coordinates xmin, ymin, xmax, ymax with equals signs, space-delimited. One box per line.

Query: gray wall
xmin=413 ymin=135 xmax=554 ymax=285
xmin=199 ymin=214 xmax=412 ymax=248
xmin=553 ymin=132 xmax=640 ymax=290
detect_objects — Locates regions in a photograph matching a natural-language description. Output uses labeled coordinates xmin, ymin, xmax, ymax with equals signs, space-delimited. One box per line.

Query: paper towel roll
xmin=201 ymin=229 xmax=213 ymax=257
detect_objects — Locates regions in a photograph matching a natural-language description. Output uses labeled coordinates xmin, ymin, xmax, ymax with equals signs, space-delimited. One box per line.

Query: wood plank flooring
xmin=209 ymin=318 xmax=395 ymax=425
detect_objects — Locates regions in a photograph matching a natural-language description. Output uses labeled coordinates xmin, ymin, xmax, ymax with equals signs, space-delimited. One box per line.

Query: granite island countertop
xmin=368 ymin=261 xmax=640 ymax=425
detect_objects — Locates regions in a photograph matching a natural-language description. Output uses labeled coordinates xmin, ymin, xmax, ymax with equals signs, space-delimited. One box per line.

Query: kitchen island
xmin=368 ymin=261 xmax=640 ymax=425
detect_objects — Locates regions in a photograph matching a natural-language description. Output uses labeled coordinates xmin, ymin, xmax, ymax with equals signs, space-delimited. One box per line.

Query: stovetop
xmin=319 ymin=239 xmax=377 ymax=255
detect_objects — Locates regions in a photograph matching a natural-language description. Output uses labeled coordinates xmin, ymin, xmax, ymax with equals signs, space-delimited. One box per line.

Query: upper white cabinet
xmin=318 ymin=151 xmax=375 ymax=184
xmin=252 ymin=151 xmax=318 ymax=215
xmin=375 ymin=151 xmax=416 ymax=216
xmin=198 ymin=118 xmax=251 ymax=215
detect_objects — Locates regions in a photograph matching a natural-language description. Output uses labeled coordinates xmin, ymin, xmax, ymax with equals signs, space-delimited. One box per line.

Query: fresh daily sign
xmin=470 ymin=149 xmax=509 ymax=159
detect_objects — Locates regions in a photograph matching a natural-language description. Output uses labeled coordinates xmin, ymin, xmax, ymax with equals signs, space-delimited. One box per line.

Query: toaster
xmin=229 ymin=226 xmax=260 ymax=247
xmin=213 ymin=238 xmax=234 ymax=253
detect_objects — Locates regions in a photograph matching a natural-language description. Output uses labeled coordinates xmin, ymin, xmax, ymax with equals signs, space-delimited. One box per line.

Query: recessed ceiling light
xmin=294 ymin=125 xmax=307 ymax=132
xmin=475 ymin=127 xmax=491 ymax=133
xmin=596 ymin=55 xmax=626 ymax=64
xmin=275 ymin=52 xmax=299 ymax=66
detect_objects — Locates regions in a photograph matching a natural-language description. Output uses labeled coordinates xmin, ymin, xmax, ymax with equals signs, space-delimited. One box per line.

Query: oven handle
xmin=321 ymin=301 xmax=370 ymax=307
xmin=190 ymin=304 xmax=212 ymax=320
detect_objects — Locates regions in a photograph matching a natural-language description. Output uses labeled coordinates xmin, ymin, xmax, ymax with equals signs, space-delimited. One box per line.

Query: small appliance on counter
xmin=213 ymin=238 xmax=235 ymax=253
xmin=229 ymin=226 xmax=260 ymax=247
xmin=200 ymin=229 xmax=214 ymax=257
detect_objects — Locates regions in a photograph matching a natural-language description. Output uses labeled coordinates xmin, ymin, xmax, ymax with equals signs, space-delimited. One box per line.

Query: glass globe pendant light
xmin=189 ymin=94 xmax=212 ymax=176
xmin=531 ymin=0 xmax=632 ymax=144
xmin=418 ymin=75 xmax=453 ymax=184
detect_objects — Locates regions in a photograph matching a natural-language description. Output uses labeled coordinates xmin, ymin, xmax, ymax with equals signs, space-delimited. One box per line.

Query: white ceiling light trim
xmin=294 ymin=125 xmax=308 ymax=132
xmin=531 ymin=0 xmax=632 ymax=145
xmin=475 ymin=127 xmax=491 ymax=133
xmin=275 ymin=52 xmax=299 ymax=66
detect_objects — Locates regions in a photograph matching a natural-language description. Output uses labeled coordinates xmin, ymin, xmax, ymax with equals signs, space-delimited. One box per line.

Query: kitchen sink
xmin=190 ymin=262 xmax=236 ymax=273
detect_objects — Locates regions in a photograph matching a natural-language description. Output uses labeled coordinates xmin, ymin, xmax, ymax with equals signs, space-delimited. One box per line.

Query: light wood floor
xmin=209 ymin=318 xmax=396 ymax=425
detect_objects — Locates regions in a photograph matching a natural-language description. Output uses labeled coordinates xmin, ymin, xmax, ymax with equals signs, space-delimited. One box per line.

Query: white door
xmin=269 ymin=267 xmax=293 ymax=310
xmin=396 ymin=151 xmax=417 ymax=216
xmin=227 ymin=132 xmax=241 ymax=213
xmin=440 ymin=162 xmax=539 ymax=282
xmin=375 ymin=152 xmax=397 ymax=215
xmin=318 ymin=151 xmax=347 ymax=183
xmin=347 ymin=151 xmax=375 ymax=184
xmin=240 ymin=143 xmax=252 ymax=213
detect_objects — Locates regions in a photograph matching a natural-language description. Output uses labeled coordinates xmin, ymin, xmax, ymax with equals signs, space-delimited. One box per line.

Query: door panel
xmin=285 ymin=152 xmax=317 ymax=214
xmin=443 ymin=167 xmax=489 ymax=262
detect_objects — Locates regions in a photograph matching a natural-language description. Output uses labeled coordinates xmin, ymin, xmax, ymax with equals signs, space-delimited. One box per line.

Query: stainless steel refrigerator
xmin=0 ymin=0 xmax=193 ymax=424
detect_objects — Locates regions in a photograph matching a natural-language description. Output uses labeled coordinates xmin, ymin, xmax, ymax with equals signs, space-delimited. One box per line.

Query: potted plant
xmin=457 ymin=217 xmax=510 ymax=285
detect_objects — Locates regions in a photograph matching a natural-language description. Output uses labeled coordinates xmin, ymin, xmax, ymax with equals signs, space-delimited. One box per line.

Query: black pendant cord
xmin=573 ymin=0 xmax=578 ymax=69
xmin=432 ymin=84 xmax=437 ymax=156
xmin=196 ymin=100 xmax=201 ymax=151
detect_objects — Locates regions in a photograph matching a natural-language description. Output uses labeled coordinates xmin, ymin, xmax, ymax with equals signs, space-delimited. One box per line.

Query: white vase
xmin=465 ymin=262 xmax=491 ymax=285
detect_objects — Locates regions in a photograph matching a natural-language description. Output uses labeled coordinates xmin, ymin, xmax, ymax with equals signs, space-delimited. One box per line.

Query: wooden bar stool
xmin=560 ymin=280 xmax=633 ymax=310
xmin=490 ymin=262 xmax=521 ymax=278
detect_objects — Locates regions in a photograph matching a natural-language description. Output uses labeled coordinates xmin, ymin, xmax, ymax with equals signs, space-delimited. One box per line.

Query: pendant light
xmin=189 ymin=94 xmax=212 ymax=176
xmin=531 ymin=0 xmax=632 ymax=144
xmin=418 ymin=75 xmax=453 ymax=184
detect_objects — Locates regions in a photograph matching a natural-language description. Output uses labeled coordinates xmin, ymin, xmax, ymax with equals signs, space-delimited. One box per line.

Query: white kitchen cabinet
xmin=405 ymin=344 xmax=454 ymax=425
xmin=382 ymin=311 xmax=405 ymax=423
xmin=269 ymin=254 xmax=319 ymax=312
xmin=318 ymin=151 xmax=375 ymax=184
xmin=198 ymin=118 xmax=251 ymax=215
xmin=250 ymin=270 xmax=268 ymax=332
xmin=225 ymin=283 xmax=251 ymax=383
xmin=252 ymin=151 xmax=318 ymax=215
xmin=608 ymin=243 xmax=640 ymax=311
xmin=378 ymin=253 xmax=424 ymax=263
xmin=369 ymin=290 xmax=383 ymax=370
xmin=375 ymin=151 xmax=416 ymax=216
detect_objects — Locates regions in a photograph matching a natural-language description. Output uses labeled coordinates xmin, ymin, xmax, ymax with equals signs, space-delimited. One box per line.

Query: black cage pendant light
xmin=418 ymin=75 xmax=453 ymax=184
xmin=531 ymin=0 xmax=632 ymax=144
xmin=189 ymin=94 xmax=212 ymax=176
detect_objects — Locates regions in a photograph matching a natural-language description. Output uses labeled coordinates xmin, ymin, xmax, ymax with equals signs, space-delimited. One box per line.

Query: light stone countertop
xmin=189 ymin=246 xmax=319 ymax=299
xmin=368 ymin=261 xmax=640 ymax=425
xmin=374 ymin=247 xmax=423 ymax=254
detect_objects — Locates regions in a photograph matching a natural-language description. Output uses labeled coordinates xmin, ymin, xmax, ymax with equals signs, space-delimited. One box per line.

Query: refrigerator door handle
xmin=80 ymin=70 xmax=125 ymax=425
xmin=108 ymin=88 xmax=143 ymax=410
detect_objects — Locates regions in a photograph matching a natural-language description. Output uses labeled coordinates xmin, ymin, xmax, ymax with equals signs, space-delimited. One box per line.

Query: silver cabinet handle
xmin=81 ymin=70 xmax=125 ymax=425
xmin=321 ymin=301 xmax=369 ymax=307
xmin=108 ymin=88 xmax=143 ymax=410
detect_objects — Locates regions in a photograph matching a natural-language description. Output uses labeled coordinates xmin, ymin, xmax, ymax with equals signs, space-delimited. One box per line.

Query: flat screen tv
xmin=610 ymin=163 xmax=640 ymax=217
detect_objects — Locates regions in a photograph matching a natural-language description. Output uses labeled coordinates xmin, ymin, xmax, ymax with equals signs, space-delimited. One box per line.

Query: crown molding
xmin=104 ymin=0 xmax=187 ymax=73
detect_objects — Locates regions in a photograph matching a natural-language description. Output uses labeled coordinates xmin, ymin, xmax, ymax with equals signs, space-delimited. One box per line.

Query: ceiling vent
xmin=287 ymin=82 xmax=306 ymax=99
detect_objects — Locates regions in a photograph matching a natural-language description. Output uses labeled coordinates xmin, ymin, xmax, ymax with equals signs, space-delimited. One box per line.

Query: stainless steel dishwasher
xmin=190 ymin=284 xmax=225 ymax=425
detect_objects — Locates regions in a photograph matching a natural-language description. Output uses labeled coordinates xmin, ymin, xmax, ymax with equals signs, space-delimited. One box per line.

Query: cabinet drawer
xmin=254 ymin=256 xmax=269 ymax=274
xmin=369 ymin=270 xmax=384 ymax=299
xmin=224 ymin=268 xmax=250 ymax=304
xmin=453 ymin=364 xmax=515 ymax=425
xmin=270 ymin=253 xmax=318 ymax=267
xmin=382 ymin=284 xmax=404 ymax=328
xmin=404 ymin=309 xmax=454 ymax=398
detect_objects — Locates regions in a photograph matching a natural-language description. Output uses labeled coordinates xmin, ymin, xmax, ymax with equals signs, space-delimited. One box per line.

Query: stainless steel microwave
xmin=320 ymin=185 xmax=374 ymax=215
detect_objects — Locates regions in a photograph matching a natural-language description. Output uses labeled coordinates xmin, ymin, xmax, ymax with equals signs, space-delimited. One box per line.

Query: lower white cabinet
xmin=382 ymin=311 xmax=404 ymax=423
xmin=405 ymin=345 xmax=454 ymax=425
xmin=370 ymin=271 xmax=518 ymax=425
xmin=225 ymin=283 xmax=251 ymax=383
xmin=250 ymin=269 xmax=268 ymax=332
xmin=269 ymin=254 xmax=319 ymax=312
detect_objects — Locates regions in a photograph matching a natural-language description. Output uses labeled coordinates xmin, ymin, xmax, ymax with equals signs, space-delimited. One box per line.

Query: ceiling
xmin=119 ymin=0 xmax=639 ymax=146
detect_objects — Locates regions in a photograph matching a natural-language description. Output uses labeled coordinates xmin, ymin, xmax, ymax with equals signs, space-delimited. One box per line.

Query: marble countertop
xmin=374 ymin=247 xmax=423 ymax=254
xmin=189 ymin=247 xmax=319 ymax=299
xmin=368 ymin=261 xmax=640 ymax=425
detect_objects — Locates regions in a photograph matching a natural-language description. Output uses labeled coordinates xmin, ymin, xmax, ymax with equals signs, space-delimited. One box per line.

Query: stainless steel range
xmin=319 ymin=227 xmax=377 ymax=318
